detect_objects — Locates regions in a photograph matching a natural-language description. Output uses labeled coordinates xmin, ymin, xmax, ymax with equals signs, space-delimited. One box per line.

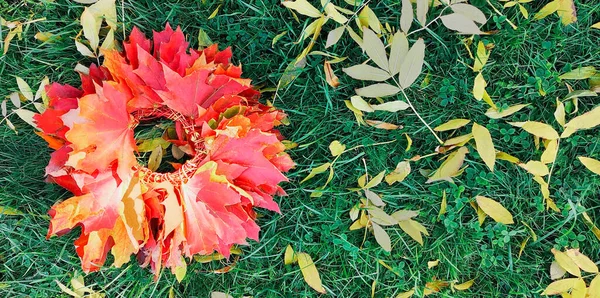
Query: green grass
xmin=1 ymin=0 xmax=600 ymax=297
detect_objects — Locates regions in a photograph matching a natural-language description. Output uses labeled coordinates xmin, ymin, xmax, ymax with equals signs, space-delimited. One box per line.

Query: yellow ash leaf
xmin=395 ymin=288 xmax=415 ymax=298
xmin=473 ymin=72 xmax=486 ymax=100
xmin=582 ymin=211 xmax=600 ymax=242
xmin=175 ymin=258 xmax=187 ymax=282
xmin=592 ymin=22 xmax=600 ymax=29
xmin=562 ymin=106 xmax=600 ymax=138
xmin=554 ymin=99 xmax=566 ymax=127
xmin=521 ymin=221 xmax=538 ymax=241
xmin=389 ymin=31 xmax=409 ymax=76
xmin=518 ymin=236 xmax=529 ymax=258
xmin=365 ymin=189 xmax=385 ymax=207
xmin=398 ymin=219 xmax=428 ymax=245
xmin=359 ymin=210 xmax=369 ymax=226
xmin=481 ymin=89 xmax=497 ymax=109
xmin=364 ymin=171 xmax=386 ymax=189
xmin=297 ymin=252 xmax=326 ymax=294
xmin=88 ymin=0 xmax=117 ymax=29
xmin=324 ymin=3 xmax=347 ymax=24
xmin=372 ymin=222 xmax=392 ymax=252
xmin=434 ymin=118 xmax=471 ymax=131
xmin=578 ymin=157 xmax=600 ymax=175
xmin=473 ymin=41 xmax=490 ymax=72
xmin=427 ymin=259 xmax=439 ymax=269
xmin=282 ymin=0 xmax=322 ymax=18
xmin=349 ymin=204 xmax=359 ymax=221
xmin=329 ymin=140 xmax=345 ymax=156
xmin=439 ymin=190 xmax=447 ymax=217
xmin=519 ymin=161 xmax=550 ymax=176
xmin=362 ymin=28 xmax=389 ymax=71
xmin=349 ymin=219 xmax=366 ymax=231
xmin=509 ymin=121 xmax=559 ymax=140
xmin=542 ymin=278 xmax=577 ymax=295
xmin=358 ymin=5 xmax=382 ymax=34
xmin=350 ymin=95 xmax=374 ymax=112
xmin=588 ymin=275 xmax=600 ymax=298
xmin=444 ymin=133 xmax=473 ymax=146
xmin=210 ymin=292 xmax=233 ymax=298
xmin=453 ymin=279 xmax=475 ymax=291
xmin=565 ymin=249 xmax=598 ymax=273
xmin=34 ymin=31 xmax=54 ymax=42
xmin=551 ymin=248 xmax=581 ymax=277
xmin=496 ymin=151 xmax=520 ymax=164
xmin=301 ymin=163 xmax=330 ymax=183
xmin=100 ymin=28 xmax=115 ymax=50
xmin=570 ymin=278 xmax=586 ymax=298
xmin=472 ymin=123 xmax=495 ymax=172
xmin=519 ymin=4 xmax=529 ymax=19
xmin=474 ymin=206 xmax=486 ymax=226
xmin=427 ymin=147 xmax=469 ymax=183
xmin=541 ymin=139 xmax=558 ymax=164
xmin=80 ymin=8 xmax=101 ymax=51
xmin=15 ymin=77 xmax=33 ymax=101
xmin=391 ymin=210 xmax=419 ymax=222
xmin=371 ymin=101 xmax=410 ymax=112
xmin=0 ymin=206 xmax=23 ymax=215
xmin=533 ymin=0 xmax=559 ymax=20
xmin=385 ymin=161 xmax=411 ymax=185
xmin=532 ymin=175 xmax=551 ymax=203
xmin=550 ymin=261 xmax=567 ymax=280
xmin=485 ymin=104 xmax=529 ymax=119
xmin=398 ymin=38 xmax=425 ymax=89
xmin=378 ymin=259 xmax=400 ymax=276
xmin=147 ymin=145 xmax=163 ymax=171
xmin=559 ymin=66 xmax=597 ymax=80
xmin=556 ymin=0 xmax=577 ymax=25
xmin=476 ymin=195 xmax=514 ymax=224
xmin=284 ymin=245 xmax=297 ymax=265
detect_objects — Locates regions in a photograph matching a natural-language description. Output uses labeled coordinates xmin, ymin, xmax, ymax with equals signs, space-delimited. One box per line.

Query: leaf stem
xmin=486 ymin=0 xmax=518 ymax=30
xmin=406 ymin=13 xmax=445 ymax=37
xmin=391 ymin=77 xmax=444 ymax=144
xmin=546 ymin=139 xmax=560 ymax=184
xmin=402 ymin=90 xmax=443 ymax=144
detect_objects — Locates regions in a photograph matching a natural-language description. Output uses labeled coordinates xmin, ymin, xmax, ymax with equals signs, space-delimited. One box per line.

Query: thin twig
xmin=391 ymin=77 xmax=444 ymax=144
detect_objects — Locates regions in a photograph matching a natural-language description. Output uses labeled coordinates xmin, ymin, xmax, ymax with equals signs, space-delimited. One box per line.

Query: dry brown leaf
xmin=324 ymin=61 xmax=340 ymax=88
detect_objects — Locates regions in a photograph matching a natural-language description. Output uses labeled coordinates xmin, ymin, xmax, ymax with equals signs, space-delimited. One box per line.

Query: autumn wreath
xmin=34 ymin=24 xmax=294 ymax=277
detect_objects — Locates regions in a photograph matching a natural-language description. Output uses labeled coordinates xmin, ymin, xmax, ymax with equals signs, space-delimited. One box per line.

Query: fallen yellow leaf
xmin=297 ymin=252 xmax=326 ymax=294
xmin=472 ymin=123 xmax=495 ymax=171
xmin=551 ymin=248 xmax=581 ymax=277
xmin=475 ymin=195 xmax=514 ymax=224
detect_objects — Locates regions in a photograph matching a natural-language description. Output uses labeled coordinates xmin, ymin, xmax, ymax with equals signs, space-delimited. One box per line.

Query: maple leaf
xmin=48 ymin=171 xmax=147 ymax=272
xmin=64 ymin=82 xmax=137 ymax=177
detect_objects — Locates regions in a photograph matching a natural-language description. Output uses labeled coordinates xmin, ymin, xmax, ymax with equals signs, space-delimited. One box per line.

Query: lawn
xmin=1 ymin=0 xmax=600 ymax=297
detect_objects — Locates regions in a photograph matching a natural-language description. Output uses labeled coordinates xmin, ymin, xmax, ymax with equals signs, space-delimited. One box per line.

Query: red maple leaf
xmin=65 ymin=82 xmax=137 ymax=177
